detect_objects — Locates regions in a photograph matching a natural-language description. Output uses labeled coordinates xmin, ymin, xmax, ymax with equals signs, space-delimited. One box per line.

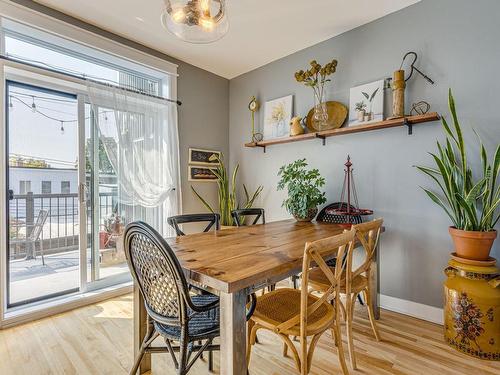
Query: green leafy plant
xmin=355 ymin=101 xmax=366 ymax=112
xmin=416 ymin=89 xmax=500 ymax=231
xmin=362 ymin=88 xmax=379 ymax=114
xmin=277 ymin=159 xmax=327 ymax=218
xmin=191 ymin=154 xmax=263 ymax=226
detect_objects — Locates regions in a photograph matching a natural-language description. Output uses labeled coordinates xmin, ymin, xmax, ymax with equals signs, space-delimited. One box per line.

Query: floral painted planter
xmin=444 ymin=259 xmax=500 ymax=360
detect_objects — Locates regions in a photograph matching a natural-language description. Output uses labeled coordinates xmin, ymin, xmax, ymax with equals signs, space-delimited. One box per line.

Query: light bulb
xmin=31 ymin=97 xmax=37 ymax=113
xmin=200 ymin=0 xmax=211 ymax=15
xmin=60 ymin=121 xmax=65 ymax=135
xmin=199 ymin=17 xmax=215 ymax=31
xmin=172 ymin=9 xmax=185 ymax=23
xmin=9 ymin=97 xmax=13 ymax=111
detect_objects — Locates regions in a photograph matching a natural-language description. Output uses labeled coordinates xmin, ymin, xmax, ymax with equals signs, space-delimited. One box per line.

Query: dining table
xmin=134 ymin=219 xmax=382 ymax=375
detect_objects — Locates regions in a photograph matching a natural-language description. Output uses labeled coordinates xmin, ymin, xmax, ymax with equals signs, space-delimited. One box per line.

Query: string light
xmin=31 ymin=95 xmax=37 ymax=113
xmin=60 ymin=121 xmax=65 ymax=135
xmin=9 ymin=96 xmax=13 ymax=111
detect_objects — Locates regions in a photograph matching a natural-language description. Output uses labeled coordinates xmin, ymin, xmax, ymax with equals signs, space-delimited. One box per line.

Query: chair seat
xmin=251 ymin=288 xmax=335 ymax=336
xmin=308 ymin=267 xmax=368 ymax=294
xmin=154 ymin=294 xmax=220 ymax=341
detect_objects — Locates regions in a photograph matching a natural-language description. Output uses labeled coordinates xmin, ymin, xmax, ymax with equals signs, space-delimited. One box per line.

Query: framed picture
xmin=348 ymin=80 xmax=384 ymax=126
xmin=188 ymin=166 xmax=218 ymax=182
xmin=263 ymin=95 xmax=293 ymax=140
xmin=188 ymin=148 xmax=221 ymax=166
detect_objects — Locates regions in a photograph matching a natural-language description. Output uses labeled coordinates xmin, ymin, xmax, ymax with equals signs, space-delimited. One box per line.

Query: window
xmin=61 ymin=181 xmax=70 ymax=194
xmin=41 ymin=181 xmax=51 ymax=194
xmin=19 ymin=180 xmax=31 ymax=194
xmin=2 ymin=21 xmax=165 ymax=97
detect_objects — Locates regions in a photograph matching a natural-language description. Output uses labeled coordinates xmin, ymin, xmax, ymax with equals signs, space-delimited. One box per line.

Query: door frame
xmin=4 ymin=78 xmax=81 ymax=308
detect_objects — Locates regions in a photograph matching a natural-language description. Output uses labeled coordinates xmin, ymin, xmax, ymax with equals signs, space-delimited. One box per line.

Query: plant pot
xmin=293 ymin=207 xmax=318 ymax=222
xmin=357 ymin=110 xmax=365 ymax=122
xmin=449 ymin=227 xmax=497 ymax=261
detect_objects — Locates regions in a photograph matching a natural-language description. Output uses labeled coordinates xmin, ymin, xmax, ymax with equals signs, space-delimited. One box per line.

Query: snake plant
xmin=416 ymin=89 xmax=500 ymax=231
xmin=191 ymin=154 xmax=263 ymax=226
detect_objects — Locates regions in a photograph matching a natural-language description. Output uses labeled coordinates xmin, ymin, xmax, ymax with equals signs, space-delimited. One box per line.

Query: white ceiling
xmin=33 ymin=0 xmax=420 ymax=79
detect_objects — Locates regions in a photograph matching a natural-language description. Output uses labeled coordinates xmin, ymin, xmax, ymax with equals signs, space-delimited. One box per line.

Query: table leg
xmin=134 ymin=285 xmax=151 ymax=374
xmin=220 ymin=290 xmax=247 ymax=375
xmin=369 ymin=241 xmax=381 ymax=320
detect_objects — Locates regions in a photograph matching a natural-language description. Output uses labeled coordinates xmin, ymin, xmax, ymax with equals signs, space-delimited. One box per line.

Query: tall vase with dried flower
xmin=295 ymin=59 xmax=338 ymax=130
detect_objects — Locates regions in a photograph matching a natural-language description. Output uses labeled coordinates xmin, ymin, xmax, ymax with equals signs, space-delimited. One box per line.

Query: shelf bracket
xmin=256 ymin=144 xmax=266 ymax=153
xmin=404 ymin=118 xmax=413 ymax=135
xmin=315 ymin=133 xmax=326 ymax=146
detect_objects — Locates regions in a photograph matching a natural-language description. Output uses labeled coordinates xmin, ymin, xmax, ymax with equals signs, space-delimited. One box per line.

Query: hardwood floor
xmin=0 ymin=293 xmax=498 ymax=375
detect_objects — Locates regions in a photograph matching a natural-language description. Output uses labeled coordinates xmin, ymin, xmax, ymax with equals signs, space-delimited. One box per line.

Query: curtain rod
xmin=0 ymin=54 xmax=182 ymax=106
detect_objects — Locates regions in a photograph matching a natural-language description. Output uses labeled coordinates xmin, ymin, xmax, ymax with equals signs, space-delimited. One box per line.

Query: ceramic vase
xmin=444 ymin=258 xmax=500 ymax=360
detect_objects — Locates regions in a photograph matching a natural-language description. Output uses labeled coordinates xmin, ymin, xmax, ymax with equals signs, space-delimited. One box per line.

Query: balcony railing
xmin=9 ymin=191 xmax=116 ymax=259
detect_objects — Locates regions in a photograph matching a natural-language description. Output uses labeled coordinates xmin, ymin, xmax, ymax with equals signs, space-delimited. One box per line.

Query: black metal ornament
xmin=399 ymin=51 xmax=435 ymax=84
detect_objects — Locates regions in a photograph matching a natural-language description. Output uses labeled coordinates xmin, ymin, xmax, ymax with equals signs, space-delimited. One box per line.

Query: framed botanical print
xmin=188 ymin=166 xmax=218 ymax=182
xmin=188 ymin=148 xmax=221 ymax=166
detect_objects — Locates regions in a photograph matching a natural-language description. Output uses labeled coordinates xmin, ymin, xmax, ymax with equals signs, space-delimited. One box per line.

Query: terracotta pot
xmin=449 ymin=227 xmax=497 ymax=261
xmin=293 ymin=207 xmax=318 ymax=222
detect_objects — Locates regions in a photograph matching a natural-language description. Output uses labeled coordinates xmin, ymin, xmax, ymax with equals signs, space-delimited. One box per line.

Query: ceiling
xmin=33 ymin=0 xmax=420 ymax=79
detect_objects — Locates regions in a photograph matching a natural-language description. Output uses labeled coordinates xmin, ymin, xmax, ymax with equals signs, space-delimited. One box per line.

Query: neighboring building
xmin=9 ymin=167 xmax=78 ymax=195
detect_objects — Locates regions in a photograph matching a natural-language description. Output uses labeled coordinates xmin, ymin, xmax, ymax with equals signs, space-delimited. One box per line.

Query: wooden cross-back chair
xmin=308 ymin=218 xmax=383 ymax=370
xmin=167 ymin=213 xmax=220 ymax=236
xmin=247 ymin=230 xmax=354 ymax=375
xmin=231 ymin=208 xmax=265 ymax=226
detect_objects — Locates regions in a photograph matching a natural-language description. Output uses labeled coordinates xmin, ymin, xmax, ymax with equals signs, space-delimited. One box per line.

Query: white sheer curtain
xmin=87 ymin=81 xmax=180 ymax=235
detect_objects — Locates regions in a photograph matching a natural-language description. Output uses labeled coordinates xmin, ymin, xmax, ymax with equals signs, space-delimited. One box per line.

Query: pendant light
xmin=161 ymin=0 xmax=229 ymax=44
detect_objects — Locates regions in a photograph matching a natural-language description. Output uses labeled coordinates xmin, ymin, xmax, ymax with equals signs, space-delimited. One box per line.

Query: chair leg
xmin=40 ymin=239 xmax=45 ymax=266
xmin=282 ymin=340 xmax=288 ymax=357
xmin=331 ymin=321 xmax=349 ymax=375
xmin=129 ymin=327 xmax=156 ymax=375
xmin=178 ymin=335 xmax=189 ymax=375
xmin=346 ymin=293 xmax=357 ymax=370
xmin=208 ymin=349 xmax=214 ymax=372
xmin=280 ymin=334 xmax=301 ymax=372
xmin=363 ymin=288 xmax=381 ymax=341
xmin=247 ymin=322 xmax=259 ymax=366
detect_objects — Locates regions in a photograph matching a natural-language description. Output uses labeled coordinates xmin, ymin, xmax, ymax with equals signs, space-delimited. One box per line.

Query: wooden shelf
xmin=245 ymin=112 xmax=440 ymax=152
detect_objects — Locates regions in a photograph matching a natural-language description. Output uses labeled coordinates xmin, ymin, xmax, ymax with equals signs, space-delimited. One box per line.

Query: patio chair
xmin=11 ymin=210 xmax=49 ymax=265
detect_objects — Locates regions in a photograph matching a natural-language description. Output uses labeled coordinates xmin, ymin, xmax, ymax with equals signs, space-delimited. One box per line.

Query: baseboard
xmin=380 ymin=294 xmax=443 ymax=325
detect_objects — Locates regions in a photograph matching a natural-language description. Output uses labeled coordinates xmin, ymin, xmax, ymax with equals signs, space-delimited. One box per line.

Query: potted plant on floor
xmin=277 ymin=158 xmax=327 ymax=221
xmin=192 ymin=153 xmax=263 ymax=227
xmin=417 ymin=89 xmax=499 ymax=261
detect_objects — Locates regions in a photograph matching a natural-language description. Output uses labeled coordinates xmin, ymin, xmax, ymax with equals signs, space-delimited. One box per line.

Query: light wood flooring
xmin=0 ymin=293 xmax=499 ymax=375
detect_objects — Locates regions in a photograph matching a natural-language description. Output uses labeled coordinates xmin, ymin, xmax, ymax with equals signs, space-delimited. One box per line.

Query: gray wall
xmin=229 ymin=0 xmax=500 ymax=308
xmin=9 ymin=0 xmax=229 ymax=217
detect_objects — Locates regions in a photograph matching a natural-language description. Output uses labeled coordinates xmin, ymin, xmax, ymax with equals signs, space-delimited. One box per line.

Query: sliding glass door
xmin=6 ymin=80 xmax=81 ymax=307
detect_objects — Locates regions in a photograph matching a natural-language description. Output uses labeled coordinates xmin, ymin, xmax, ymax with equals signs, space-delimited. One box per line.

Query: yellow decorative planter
xmin=444 ymin=259 xmax=500 ymax=360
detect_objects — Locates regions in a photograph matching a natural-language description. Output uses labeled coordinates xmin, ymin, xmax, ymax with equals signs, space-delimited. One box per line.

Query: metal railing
xmin=9 ymin=191 xmax=116 ymax=259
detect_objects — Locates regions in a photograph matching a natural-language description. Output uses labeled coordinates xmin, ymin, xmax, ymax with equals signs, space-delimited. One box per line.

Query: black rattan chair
xmin=167 ymin=213 xmax=220 ymax=236
xmin=231 ymin=208 xmax=265 ymax=226
xmin=124 ymin=221 xmax=256 ymax=375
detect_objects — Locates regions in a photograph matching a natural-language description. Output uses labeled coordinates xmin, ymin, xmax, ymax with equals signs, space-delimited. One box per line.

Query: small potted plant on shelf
xmin=277 ymin=158 xmax=327 ymax=221
xmin=416 ymin=89 xmax=499 ymax=261
xmin=355 ymin=101 xmax=366 ymax=122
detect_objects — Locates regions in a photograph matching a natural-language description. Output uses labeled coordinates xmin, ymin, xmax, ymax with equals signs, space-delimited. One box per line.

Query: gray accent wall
xmin=9 ymin=0 xmax=229 ymax=217
xmin=229 ymin=0 xmax=500 ymax=308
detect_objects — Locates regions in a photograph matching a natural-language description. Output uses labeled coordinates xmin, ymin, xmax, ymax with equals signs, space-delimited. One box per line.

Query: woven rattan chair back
xmin=167 ymin=213 xmax=220 ymax=236
xmin=124 ymin=221 xmax=191 ymax=325
xmin=231 ymin=208 xmax=265 ymax=226
xmin=347 ymin=218 xmax=383 ymax=284
xmin=316 ymin=202 xmax=362 ymax=225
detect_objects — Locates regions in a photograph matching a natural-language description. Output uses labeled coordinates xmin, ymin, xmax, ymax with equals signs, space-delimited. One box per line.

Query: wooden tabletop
xmin=166 ymin=220 xmax=348 ymax=293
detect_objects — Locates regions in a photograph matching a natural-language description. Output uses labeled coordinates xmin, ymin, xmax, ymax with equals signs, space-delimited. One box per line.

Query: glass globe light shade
xmin=161 ymin=0 xmax=229 ymax=44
